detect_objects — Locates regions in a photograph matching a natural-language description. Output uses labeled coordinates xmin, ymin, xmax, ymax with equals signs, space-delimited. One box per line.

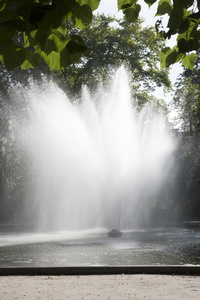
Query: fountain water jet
xmin=1 ymin=67 xmax=174 ymax=232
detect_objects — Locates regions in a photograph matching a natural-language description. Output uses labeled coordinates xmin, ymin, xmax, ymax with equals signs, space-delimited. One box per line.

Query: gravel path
xmin=0 ymin=274 xmax=200 ymax=299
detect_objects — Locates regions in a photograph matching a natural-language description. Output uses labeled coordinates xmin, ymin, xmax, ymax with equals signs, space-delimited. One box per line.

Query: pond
xmin=0 ymin=227 xmax=200 ymax=267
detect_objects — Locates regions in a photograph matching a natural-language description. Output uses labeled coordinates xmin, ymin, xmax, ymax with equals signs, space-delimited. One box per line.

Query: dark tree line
xmin=153 ymin=51 xmax=200 ymax=223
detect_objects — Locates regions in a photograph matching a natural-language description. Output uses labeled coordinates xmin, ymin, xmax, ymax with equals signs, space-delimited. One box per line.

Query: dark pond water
xmin=0 ymin=227 xmax=200 ymax=267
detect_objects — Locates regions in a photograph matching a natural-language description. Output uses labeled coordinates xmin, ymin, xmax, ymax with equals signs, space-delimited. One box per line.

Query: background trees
xmin=0 ymin=14 xmax=171 ymax=105
xmin=166 ymin=50 xmax=200 ymax=221
xmin=173 ymin=51 xmax=200 ymax=134
xmin=51 ymin=15 xmax=170 ymax=103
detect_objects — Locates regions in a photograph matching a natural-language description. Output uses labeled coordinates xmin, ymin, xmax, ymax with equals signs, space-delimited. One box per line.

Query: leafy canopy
xmin=0 ymin=0 xmax=100 ymax=71
xmin=121 ymin=0 xmax=200 ymax=70
xmin=1 ymin=0 xmax=200 ymax=70
xmin=52 ymin=15 xmax=170 ymax=102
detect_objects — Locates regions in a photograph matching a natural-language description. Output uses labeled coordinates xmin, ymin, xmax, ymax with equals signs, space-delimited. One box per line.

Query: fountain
xmin=2 ymin=67 xmax=200 ymax=269
xmin=1 ymin=66 xmax=174 ymax=233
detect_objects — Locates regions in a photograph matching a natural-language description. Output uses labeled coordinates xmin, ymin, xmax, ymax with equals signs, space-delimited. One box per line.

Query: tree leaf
xmin=178 ymin=37 xmax=200 ymax=53
xmin=76 ymin=0 xmax=100 ymax=11
xmin=174 ymin=0 xmax=194 ymax=9
xmin=159 ymin=47 xmax=170 ymax=68
xmin=39 ymin=1 xmax=52 ymax=4
xmin=41 ymin=50 xmax=61 ymax=70
xmin=24 ymin=30 xmax=38 ymax=48
xmin=42 ymin=32 xmax=86 ymax=55
xmin=0 ymin=0 xmax=6 ymax=12
xmin=181 ymin=53 xmax=197 ymax=69
xmin=117 ymin=0 xmax=137 ymax=10
xmin=123 ymin=4 xmax=141 ymax=23
xmin=3 ymin=0 xmax=33 ymax=11
xmin=177 ymin=20 xmax=199 ymax=44
xmin=166 ymin=50 xmax=178 ymax=66
xmin=159 ymin=47 xmax=181 ymax=68
xmin=21 ymin=51 xmax=41 ymax=69
xmin=156 ymin=0 xmax=172 ymax=16
xmin=178 ymin=18 xmax=190 ymax=34
xmin=0 ymin=9 xmax=18 ymax=23
xmin=144 ymin=0 xmax=157 ymax=7
xmin=0 ymin=26 xmax=15 ymax=40
xmin=42 ymin=45 xmax=88 ymax=70
xmin=0 ymin=40 xmax=25 ymax=71
xmin=168 ymin=10 xmax=183 ymax=31
xmin=41 ymin=35 xmax=90 ymax=70
xmin=44 ymin=32 xmax=68 ymax=53
xmin=0 ymin=19 xmax=27 ymax=31
xmin=62 ymin=0 xmax=77 ymax=21
xmin=72 ymin=4 xmax=92 ymax=29
xmin=66 ymin=40 xmax=88 ymax=55
xmin=35 ymin=29 xmax=52 ymax=52
xmin=37 ymin=9 xmax=62 ymax=30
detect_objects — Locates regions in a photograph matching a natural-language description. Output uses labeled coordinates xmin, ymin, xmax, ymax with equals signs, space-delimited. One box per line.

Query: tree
xmin=173 ymin=52 xmax=200 ymax=134
xmin=173 ymin=80 xmax=200 ymax=133
xmin=1 ymin=0 xmax=200 ymax=71
xmin=51 ymin=15 xmax=170 ymax=102
xmin=167 ymin=133 xmax=200 ymax=221
xmin=172 ymin=52 xmax=200 ymax=219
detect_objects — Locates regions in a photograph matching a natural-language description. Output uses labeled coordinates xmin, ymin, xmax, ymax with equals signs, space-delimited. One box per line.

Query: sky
xmin=95 ymin=0 xmax=183 ymax=104
xmin=97 ymin=0 xmax=151 ymax=19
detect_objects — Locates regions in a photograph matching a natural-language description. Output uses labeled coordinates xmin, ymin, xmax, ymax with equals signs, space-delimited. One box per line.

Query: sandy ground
xmin=0 ymin=274 xmax=200 ymax=300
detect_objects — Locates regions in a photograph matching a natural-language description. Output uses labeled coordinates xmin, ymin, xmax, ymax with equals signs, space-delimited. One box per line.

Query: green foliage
xmin=176 ymin=80 xmax=200 ymax=133
xmin=51 ymin=15 xmax=170 ymax=102
xmin=144 ymin=0 xmax=157 ymax=6
xmin=1 ymin=0 xmax=200 ymax=70
xmin=117 ymin=0 xmax=137 ymax=10
xmin=173 ymin=52 xmax=200 ymax=133
xmin=156 ymin=0 xmax=172 ymax=16
xmin=123 ymin=4 xmax=141 ymax=23
xmin=181 ymin=53 xmax=198 ymax=69
xmin=0 ymin=0 xmax=100 ymax=71
xmin=159 ymin=47 xmax=179 ymax=68
xmin=120 ymin=0 xmax=200 ymax=69
xmin=172 ymin=135 xmax=200 ymax=220
xmin=117 ymin=1 xmax=141 ymax=22
xmin=152 ymin=0 xmax=200 ymax=69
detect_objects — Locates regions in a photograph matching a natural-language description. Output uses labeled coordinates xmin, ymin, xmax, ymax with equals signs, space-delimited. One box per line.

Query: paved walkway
xmin=0 ymin=274 xmax=200 ymax=299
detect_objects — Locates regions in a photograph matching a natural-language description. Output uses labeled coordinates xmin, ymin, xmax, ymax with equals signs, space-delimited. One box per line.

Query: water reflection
xmin=0 ymin=227 xmax=200 ymax=267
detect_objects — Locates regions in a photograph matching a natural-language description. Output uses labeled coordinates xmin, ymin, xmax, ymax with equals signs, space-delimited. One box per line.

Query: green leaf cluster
xmin=0 ymin=0 xmax=100 ymax=71
xmin=118 ymin=0 xmax=141 ymax=22
xmin=2 ymin=0 xmax=200 ymax=71
xmin=120 ymin=1 xmax=200 ymax=69
xmin=154 ymin=0 xmax=200 ymax=69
